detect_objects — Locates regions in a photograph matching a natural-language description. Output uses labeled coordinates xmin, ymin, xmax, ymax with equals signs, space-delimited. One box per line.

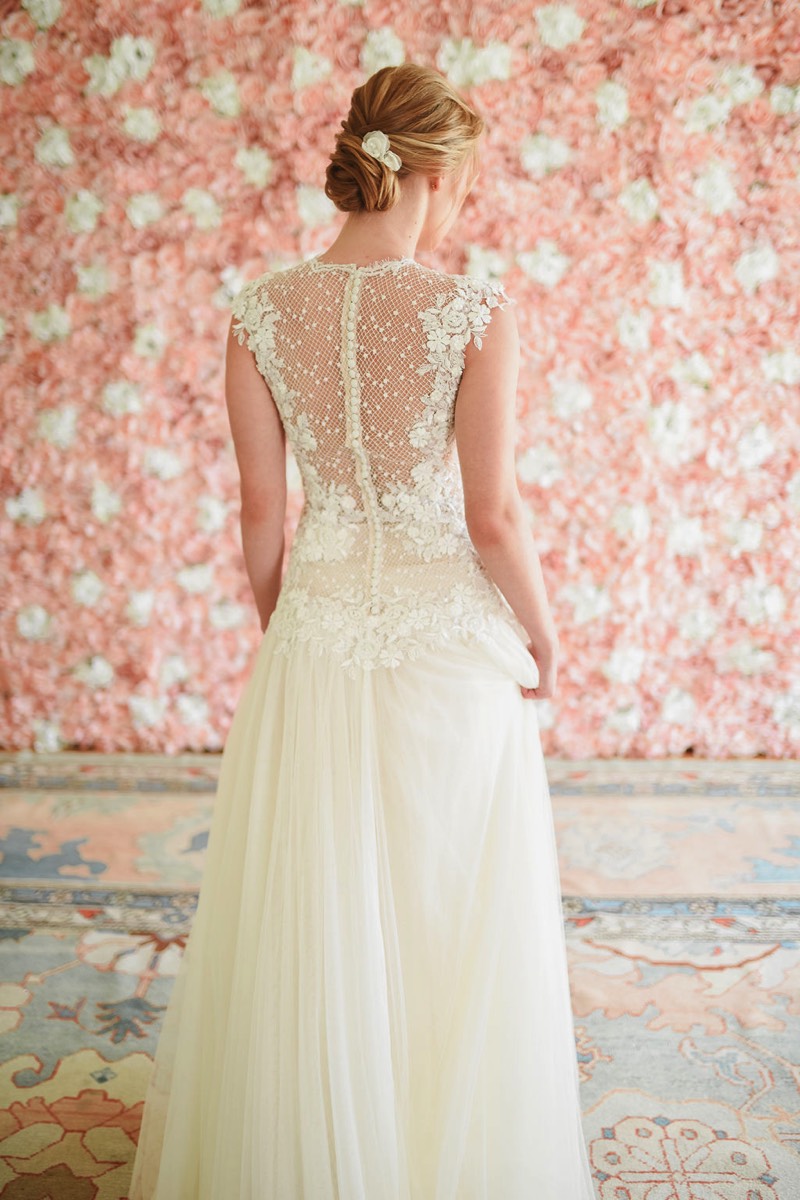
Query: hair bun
xmin=324 ymin=64 xmax=485 ymax=215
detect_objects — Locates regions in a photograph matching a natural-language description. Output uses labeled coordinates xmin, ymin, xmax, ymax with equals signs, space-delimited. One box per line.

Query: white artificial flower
xmin=65 ymin=189 xmax=104 ymax=233
xmin=109 ymin=34 xmax=155 ymax=82
xmin=176 ymin=694 xmax=209 ymax=725
xmin=0 ymin=38 xmax=35 ymax=86
xmin=549 ymin=375 xmax=594 ymax=420
xmin=787 ymin=471 xmax=800 ymax=511
xmin=516 ymin=239 xmax=571 ymax=288
xmin=462 ymin=244 xmax=508 ymax=284
xmin=16 ymin=604 xmax=54 ymax=640
xmin=761 ymin=347 xmax=800 ymax=386
xmin=209 ymin=598 xmax=247 ymax=630
xmin=772 ymin=685 xmax=800 ymax=739
xmin=717 ymin=641 xmax=775 ymax=676
xmin=129 ymin=694 xmax=168 ymax=728
xmin=725 ymin=516 xmax=762 ymax=557
xmin=515 ymin=443 xmax=563 ymax=487
xmin=34 ymin=124 xmax=74 ymax=169
xmin=436 ymin=37 xmax=512 ymax=88
xmin=182 ymin=187 xmax=222 ymax=229
xmin=683 ymin=92 xmax=732 ymax=134
xmin=610 ymin=501 xmax=651 ymax=541
xmin=519 ymin=131 xmax=573 ymax=177
xmin=666 ymin=515 xmax=706 ymax=558
xmin=718 ymin=63 xmax=764 ymax=107
xmin=761 ymin=501 xmax=781 ymax=530
xmin=619 ymin=177 xmax=658 ymax=222
xmin=646 ymin=399 xmax=696 ymax=466
xmin=37 ymin=404 xmax=77 ymax=448
xmin=91 ymin=479 xmax=122 ymax=523
xmin=234 ymin=145 xmax=273 ymax=188
xmin=296 ymin=183 xmax=336 ymax=229
xmin=606 ymin=705 xmax=641 ymax=734
xmin=648 ymin=259 xmax=686 ymax=308
xmin=202 ymin=0 xmax=241 ymax=14
xmin=83 ymin=51 xmax=128 ymax=96
xmin=77 ymin=260 xmax=112 ymax=298
xmin=359 ymin=27 xmax=404 ymax=76
xmin=617 ymin=308 xmax=652 ymax=352
xmin=693 ymin=159 xmax=738 ymax=216
xmin=142 ymin=447 xmax=184 ymax=480
xmin=33 ymin=718 xmax=64 ymax=752
xmin=679 ymin=604 xmax=719 ymax=644
xmin=5 ymin=486 xmax=46 ymax=525
xmin=736 ymin=421 xmax=774 ymax=470
xmin=196 ymin=494 xmax=228 ymax=533
xmin=133 ymin=323 xmax=167 ymax=358
xmin=602 ymin=645 xmax=646 ymax=684
xmin=770 ymin=83 xmax=800 ymax=116
xmin=560 ymin=580 xmax=612 ymax=624
xmin=28 ymin=303 xmax=70 ymax=342
xmin=125 ymin=191 xmax=164 ymax=229
xmin=22 ymin=0 xmax=62 ymax=29
xmin=102 ymin=379 xmax=143 ymax=416
xmin=0 ymin=193 xmax=20 ymax=228
xmin=73 ymin=655 xmax=115 ymax=688
xmin=670 ymin=351 xmax=713 ymax=389
xmin=126 ymin=589 xmax=155 ymax=626
xmin=734 ymin=241 xmax=779 ymax=294
xmin=71 ymin=568 xmax=106 ymax=607
xmin=214 ymin=265 xmax=248 ymax=309
xmin=176 ymin=563 xmax=214 ymax=593
xmin=291 ymin=47 xmax=332 ymax=90
xmin=122 ymin=105 xmax=161 ymax=142
xmin=737 ymin=576 xmax=785 ymax=626
xmin=200 ymin=70 xmax=240 ymax=117
xmin=661 ymin=687 xmax=696 ymax=726
xmin=160 ymin=654 xmax=190 ymax=688
xmin=596 ymin=79 xmax=629 ymax=130
xmin=535 ymin=3 xmax=586 ymax=49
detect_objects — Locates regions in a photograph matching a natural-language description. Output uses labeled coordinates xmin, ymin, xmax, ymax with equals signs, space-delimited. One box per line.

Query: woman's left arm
xmin=224 ymin=317 xmax=287 ymax=633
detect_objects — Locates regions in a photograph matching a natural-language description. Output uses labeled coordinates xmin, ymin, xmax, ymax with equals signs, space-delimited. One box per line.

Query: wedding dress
xmin=127 ymin=253 xmax=596 ymax=1199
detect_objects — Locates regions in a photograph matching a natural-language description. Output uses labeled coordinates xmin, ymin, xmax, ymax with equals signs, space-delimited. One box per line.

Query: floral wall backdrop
xmin=1 ymin=0 xmax=798 ymax=757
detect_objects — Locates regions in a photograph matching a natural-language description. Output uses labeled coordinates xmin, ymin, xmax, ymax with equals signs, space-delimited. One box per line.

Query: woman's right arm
xmin=454 ymin=298 xmax=560 ymax=688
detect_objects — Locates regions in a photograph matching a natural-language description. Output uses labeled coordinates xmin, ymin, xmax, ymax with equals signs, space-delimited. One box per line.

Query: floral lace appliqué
xmin=267 ymin=571 xmax=520 ymax=676
xmin=229 ymin=263 xmax=522 ymax=674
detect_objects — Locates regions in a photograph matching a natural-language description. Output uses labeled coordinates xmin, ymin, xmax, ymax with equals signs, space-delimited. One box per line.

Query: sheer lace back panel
xmin=231 ymin=256 xmax=525 ymax=674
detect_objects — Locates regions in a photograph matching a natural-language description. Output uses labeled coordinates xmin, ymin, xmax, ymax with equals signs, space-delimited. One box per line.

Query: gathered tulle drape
xmin=128 ymin=616 xmax=595 ymax=1199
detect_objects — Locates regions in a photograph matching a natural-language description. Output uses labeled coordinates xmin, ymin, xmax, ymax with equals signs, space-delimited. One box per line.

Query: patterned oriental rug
xmin=0 ymin=753 xmax=798 ymax=1199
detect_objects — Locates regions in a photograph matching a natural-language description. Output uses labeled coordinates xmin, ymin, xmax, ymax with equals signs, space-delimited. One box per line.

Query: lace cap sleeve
xmin=229 ymin=274 xmax=281 ymax=384
xmin=461 ymin=275 xmax=516 ymax=351
xmin=230 ymin=278 xmax=261 ymax=352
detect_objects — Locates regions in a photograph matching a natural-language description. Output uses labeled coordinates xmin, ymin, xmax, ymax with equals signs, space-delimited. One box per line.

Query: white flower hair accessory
xmin=361 ymin=130 xmax=402 ymax=172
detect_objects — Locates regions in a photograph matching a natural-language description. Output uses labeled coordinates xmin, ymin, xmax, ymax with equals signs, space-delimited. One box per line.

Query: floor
xmin=0 ymin=752 xmax=798 ymax=1198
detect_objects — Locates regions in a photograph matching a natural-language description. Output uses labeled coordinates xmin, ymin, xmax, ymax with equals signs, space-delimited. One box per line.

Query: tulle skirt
xmin=128 ymin=615 xmax=595 ymax=1199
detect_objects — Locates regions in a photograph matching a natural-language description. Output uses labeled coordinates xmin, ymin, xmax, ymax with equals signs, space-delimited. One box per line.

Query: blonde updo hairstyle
xmin=324 ymin=63 xmax=486 ymax=214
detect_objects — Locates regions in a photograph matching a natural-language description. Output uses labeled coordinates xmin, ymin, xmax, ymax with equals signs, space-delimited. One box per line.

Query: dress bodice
xmin=230 ymin=255 xmax=527 ymax=674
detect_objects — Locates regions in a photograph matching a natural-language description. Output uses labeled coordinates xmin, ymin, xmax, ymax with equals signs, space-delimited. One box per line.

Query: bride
xmin=128 ymin=60 xmax=595 ymax=1200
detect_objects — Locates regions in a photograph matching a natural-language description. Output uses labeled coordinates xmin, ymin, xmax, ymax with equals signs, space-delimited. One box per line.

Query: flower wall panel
xmin=1 ymin=1 xmax=798 ymax=755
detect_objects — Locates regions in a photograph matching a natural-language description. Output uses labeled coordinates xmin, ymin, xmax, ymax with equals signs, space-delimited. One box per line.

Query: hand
xmin=520 ymin=639 xmax=558 ymax=700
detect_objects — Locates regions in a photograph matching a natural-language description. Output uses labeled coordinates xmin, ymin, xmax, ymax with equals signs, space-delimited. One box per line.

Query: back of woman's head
xmin=324 ymin=63 xmax=485 ymax=214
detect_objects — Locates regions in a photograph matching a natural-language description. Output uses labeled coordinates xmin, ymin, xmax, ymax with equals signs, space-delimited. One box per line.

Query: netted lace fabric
xmin=230 ymin=256 xmax=527 ymax=674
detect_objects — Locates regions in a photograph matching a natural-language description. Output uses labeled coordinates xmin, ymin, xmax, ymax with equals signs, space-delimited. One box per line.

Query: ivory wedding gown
xmin=128 ymin=253 xmax=596 ymax=1199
